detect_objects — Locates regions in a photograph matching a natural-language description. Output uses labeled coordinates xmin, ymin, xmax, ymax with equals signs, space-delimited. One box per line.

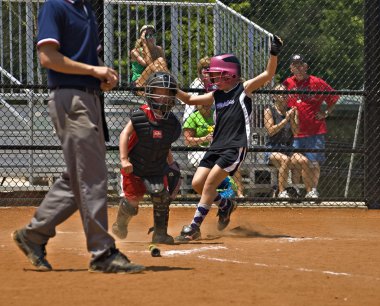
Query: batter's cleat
xmin=89 ymin=247 xmax=145 ymax=274
xmin=152 ymin=232 xmax=175 ymax=245
xmin=112 ymin=222 xmax=128 ymax=239
xmin=175 ymin=225 xmax=201 ymax=243
xmin=217 ymin=199 xmax=237 ymax=231
xmin=12 ymin=229 xmax=52 ymax=271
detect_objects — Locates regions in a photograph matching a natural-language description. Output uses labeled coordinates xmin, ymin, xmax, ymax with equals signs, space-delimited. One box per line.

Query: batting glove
xmin=270 ymin=35 xmax=283 ymax=56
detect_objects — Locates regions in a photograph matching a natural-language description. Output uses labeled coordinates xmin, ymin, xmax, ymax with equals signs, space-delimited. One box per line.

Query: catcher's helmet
xmin=203 ymin=53 xmax=241 ymax=88
xmin=145 ymin=72 xmax=178 ymax=120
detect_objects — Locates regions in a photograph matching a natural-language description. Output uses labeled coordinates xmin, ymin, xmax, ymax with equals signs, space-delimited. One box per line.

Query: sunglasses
xmin=146 ymin=33 xmax=156 ymax=39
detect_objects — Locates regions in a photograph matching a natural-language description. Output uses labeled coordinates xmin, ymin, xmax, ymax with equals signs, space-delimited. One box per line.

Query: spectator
xmin=264 ymin=84 xmax=313 ymax=198
xmin=183 ymin=56 xmax=212 ymax=122
xmin=183 ymin=104 xmax=214 ymax=167
xmin=130 ymin=25 xmax=168 ymax=91
xmin=283 ymin=54 xmax=339 ymax=198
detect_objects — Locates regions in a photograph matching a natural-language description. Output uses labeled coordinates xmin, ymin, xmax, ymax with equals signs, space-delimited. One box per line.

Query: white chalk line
xmin=51 ymin=233 xmax=380 ymax=281
xmin=57 ymin=231 xmax=82 ymax=234
xmin=163 ymin=245 xmax=227 ymax=256
xmin=197 ymin=256 xmax=380 ymax=280
xmin=273 ymin=237 xmax=334 ymax=243
xmin=191 ymin=250 xmax=380 ymax=281
xmin=60 ymin=247 xmax=87 ymax=256
xmin=197 ymin=255 xmax=248 ymax=264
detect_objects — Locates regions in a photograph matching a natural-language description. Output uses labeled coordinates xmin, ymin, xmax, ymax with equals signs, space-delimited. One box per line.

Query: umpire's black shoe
xmin=217 ymin=199 xmax=237 ymax=231
xmin=12 ymin=229 xmax=52 ymax=271
xmin=89 ymin=247 xmax=145 ymax=274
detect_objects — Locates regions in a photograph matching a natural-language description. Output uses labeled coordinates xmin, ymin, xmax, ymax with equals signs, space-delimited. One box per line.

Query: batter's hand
xmin=121 ymin=161 xmax=133 ymax=174
xmin=270 ymin=35 xmax=283 ymax=56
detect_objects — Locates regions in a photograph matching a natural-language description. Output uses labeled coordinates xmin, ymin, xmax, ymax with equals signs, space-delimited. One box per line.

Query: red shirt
xmin=283 ymin=75 xmax=339 ymax=138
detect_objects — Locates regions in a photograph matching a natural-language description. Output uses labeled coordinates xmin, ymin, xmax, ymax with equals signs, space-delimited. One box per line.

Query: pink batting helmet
xmin=203 ymin=54 xmax=241 ymax=88
xmin=207 ymin=53 xmax=241 ymax=78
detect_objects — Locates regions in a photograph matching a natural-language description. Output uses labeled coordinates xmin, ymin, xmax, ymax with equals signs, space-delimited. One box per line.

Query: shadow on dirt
xmin=145 ymin=266 xmax=194 ymax=272
xmin=225 ymin=226 xmax=292 ymax=239
xmin=23 ymin=268 xmax=88 ymax=272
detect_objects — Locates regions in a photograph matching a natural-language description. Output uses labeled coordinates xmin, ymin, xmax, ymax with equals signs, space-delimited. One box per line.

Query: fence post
xmin=170 ymin=6 xmax=179 ymax=79
xmin=103 ymin=2 xmax=114 ymax=68
xmin=364 ymin=0 xmax=380 ymax=208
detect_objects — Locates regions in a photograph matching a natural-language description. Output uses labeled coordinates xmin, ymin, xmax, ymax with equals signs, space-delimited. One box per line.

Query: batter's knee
xmin=192 ymin=178 xmax=203 ymax=194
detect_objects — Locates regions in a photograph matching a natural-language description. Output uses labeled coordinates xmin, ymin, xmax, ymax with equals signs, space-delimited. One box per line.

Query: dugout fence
xmin=0 ymin=0 xmax=376 ymax=208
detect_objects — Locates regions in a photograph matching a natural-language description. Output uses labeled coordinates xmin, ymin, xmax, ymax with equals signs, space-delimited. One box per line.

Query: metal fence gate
xmin=0 ymin=0 xmax=375 ymax=208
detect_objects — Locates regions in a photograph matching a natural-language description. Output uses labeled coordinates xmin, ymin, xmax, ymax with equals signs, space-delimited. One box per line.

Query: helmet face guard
xmin=145 ymin=72 xmax=178 ymax=120
xmin=203 ymin=54 xmax=241 ymax=89
xmin=202 ymin=69 xmax=236 ymax=89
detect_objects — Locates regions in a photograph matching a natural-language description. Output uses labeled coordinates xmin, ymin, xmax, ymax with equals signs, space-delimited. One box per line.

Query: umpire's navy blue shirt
xmin=37 ymin=0 xmax=101 ymax=89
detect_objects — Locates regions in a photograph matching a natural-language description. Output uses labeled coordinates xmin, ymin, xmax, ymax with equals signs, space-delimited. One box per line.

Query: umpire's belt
xmin=50 ymin=86 xmax=100 ymax=95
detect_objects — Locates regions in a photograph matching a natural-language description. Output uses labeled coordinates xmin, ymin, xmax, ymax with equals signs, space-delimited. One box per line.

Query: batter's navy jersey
xmin=210 ymin=83 xmax=252 ymax=150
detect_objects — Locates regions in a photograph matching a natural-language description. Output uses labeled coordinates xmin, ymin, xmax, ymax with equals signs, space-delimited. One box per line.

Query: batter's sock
xmin=190 ymin=203 xmax=211 ymax=229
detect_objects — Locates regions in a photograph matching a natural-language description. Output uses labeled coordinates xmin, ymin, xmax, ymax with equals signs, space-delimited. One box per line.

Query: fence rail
xmin=0 ymin=0 xmax=372 ymax=207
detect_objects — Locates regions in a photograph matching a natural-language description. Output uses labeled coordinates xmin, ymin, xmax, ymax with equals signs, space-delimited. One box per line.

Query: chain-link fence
xmin=0 ymin=0 xmax=375 ymax=208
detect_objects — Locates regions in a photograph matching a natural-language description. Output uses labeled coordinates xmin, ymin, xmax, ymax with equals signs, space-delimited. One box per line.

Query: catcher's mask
xmin=145 ymin=72 xmax=177 ymax=120
xmin=202 ymin=53 xmax=241 ymax=89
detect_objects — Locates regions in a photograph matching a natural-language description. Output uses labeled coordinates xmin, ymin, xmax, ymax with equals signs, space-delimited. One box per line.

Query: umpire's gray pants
xmin=24 ymin=89 xmax=115 ymax=258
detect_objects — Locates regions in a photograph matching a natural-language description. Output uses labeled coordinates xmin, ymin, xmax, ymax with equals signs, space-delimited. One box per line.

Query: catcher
xmin=112 ymin=71 xmax=182 ymax=245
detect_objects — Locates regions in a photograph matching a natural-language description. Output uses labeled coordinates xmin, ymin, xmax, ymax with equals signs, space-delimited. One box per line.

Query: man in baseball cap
xmin=290 ymin=54 xmax=306 ymax=64
xmin=283 ymin=53 xmax=339 ymax=200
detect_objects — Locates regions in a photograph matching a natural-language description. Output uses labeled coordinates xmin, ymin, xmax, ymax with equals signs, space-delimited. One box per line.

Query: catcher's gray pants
xmin=24 ymin=89 xmax=115 ymax=258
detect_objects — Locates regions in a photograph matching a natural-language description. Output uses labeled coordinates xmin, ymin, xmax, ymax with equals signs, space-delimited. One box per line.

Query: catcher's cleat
xmin=217 ymin=199 xmax=237 ymax=231
xmin=12 ymin=229 xmax=52 ymax=271
xmin=175 ymin=225 xmax=201 ymax=243
xmin=89 ymin=247 xmax=145 ymax=274
xmin=152 ymin=232 xmax=175 ymax=245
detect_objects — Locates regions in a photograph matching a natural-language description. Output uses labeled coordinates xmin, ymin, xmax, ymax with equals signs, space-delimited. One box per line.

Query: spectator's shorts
xmin=264 ymin=144 xmax=294 ymax=164
xmin=199 ymin=147 xmax=247 ymax=176
xmin=293 ymin=134 xmax=326 ymax=164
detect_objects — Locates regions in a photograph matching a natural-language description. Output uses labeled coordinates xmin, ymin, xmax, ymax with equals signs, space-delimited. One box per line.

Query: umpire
xmin=12 ymin=0 xmax=145 ymax=274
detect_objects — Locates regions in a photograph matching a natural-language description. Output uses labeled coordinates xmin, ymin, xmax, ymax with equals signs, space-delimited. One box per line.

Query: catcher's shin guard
xmin=112 ymin=198 xmax=138 ymax=239
xmin=150 ymin=192 xmax=174 ymax=245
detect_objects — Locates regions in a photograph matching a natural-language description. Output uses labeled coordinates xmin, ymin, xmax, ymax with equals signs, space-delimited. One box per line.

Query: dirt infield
xmin=1 ymin=206 xmax=380 ymax=306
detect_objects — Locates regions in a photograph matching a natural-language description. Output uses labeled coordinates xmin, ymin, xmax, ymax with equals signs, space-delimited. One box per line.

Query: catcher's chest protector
xmin=129 ymin=109 xmax=181 ymax=177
